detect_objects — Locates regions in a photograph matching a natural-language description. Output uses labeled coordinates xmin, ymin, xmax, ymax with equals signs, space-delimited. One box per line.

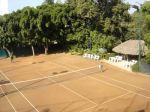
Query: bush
xmin=69 ymin=46 xmax=84 ymax=55
xmin=145 ymin=50 xmax=150 ymax=64
xmin=103 ymin=53 xmax=116 ymax=60
xmin=132 ymin=62 xmax=140 ymax=72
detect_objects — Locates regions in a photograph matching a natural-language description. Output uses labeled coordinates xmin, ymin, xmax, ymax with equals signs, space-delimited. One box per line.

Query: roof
xmin=112 ymin=40 xmax=148 ymax=55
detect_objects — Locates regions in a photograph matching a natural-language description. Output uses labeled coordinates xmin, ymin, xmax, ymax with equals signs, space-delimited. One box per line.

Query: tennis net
xmin=0 ymin=65 xmax=100 ymax=97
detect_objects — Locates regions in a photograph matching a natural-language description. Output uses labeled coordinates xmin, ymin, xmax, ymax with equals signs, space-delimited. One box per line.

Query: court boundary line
xmin=38 ymin=72 xmax=97 ymax=105
xmin=40 ymin=62 xmax=133 ymax=112
xmin=53 ymin=60 xmax=150 ymax=100
xmin=47 ymin=61 xmax=130 ymax=92
xmin=2 ymin=61 xmax=150 ymax=96
xmin=38 ymin=72 xmax=98 ymax=112
xmin=99 ymin=75 xmax=150 ymax=93
xmin=0 ymin=65 xmax=97 ymax=87
xmin=89 ymin=76 xmax=150 ymax=100
xmin=1 ymin=56 xmax=150 ymax=111
xmin=39 ymin=71 xmax=132 ymax=112
xmin=1 ymin=55 xmax=150 ymax=78
xmin=51 ymin=61 xmax=150 ymax=111
xmin=0 ymin=71 xmax=40 ymax=112
xmin=104 ymin=60 xmax=150 ymax=78
xmin=0 ymin=87 xmax=17 ymax=112
xmin=80 ymin=92 xmax=131 ymax=112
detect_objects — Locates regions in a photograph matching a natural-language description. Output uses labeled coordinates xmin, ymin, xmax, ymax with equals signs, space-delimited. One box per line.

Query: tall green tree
xmin=0 ymin=12 xmax=21 ymax=56
xmin=37 ymin=5 xmax=55 ymax=55
xmin=19 ymin=7 xmax=39 ymax=56
xmin=141 ymin=1 xmax=150 ymax=47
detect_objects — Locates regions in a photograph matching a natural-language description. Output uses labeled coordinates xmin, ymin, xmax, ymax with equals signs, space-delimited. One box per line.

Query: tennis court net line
xmin=0 ymin=65 xmax=98 ymax=87
xmin=0 ymin=65 xmax=99 ymax=98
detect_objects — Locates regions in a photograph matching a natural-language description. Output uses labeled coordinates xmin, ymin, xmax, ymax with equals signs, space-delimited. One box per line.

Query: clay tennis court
xmin=0 ymin=53 xmax=150 ymax=112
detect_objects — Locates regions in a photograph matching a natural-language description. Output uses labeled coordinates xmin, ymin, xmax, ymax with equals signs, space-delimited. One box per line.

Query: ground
xmin=0 ymin=53 xmax=150 ymax=112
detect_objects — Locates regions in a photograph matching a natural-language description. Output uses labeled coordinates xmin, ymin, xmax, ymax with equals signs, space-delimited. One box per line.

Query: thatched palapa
xmin=113 ymin=40 xmax=148 ymax=55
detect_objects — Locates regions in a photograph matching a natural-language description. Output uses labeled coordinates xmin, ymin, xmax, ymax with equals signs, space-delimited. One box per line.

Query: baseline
xmin=0 ymin=70 xmax=39 ymax=112
xmin=0 ymin=87 xmax=17 ymax=112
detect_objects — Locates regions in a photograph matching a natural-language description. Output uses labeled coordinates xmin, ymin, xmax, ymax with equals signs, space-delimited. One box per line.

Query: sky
xmin=0 ymin=0 xmax=8 ymax=15
xmin=124 ymin=0 xmax=149 ymax=13
xmin=8 ymin=0 xmax=64 ymax=12
xmin=0 ymin=0 xmax=149 ymax=15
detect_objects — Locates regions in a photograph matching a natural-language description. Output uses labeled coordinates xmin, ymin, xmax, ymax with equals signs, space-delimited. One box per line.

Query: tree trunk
xmin=44 ymin=42 xmax=48 ymax=55
xmin=31 ymin=45 xmax=35 ymax=56
xmin=3 ymin=46 xmax=11 ymax=57
xmin=44 ymin=46 xmax=48 ymax=55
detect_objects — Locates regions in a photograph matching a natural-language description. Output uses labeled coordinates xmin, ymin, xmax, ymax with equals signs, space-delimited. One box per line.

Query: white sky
xmin=0 ymin=0 xmax=9 ymax=15
xmin=0 ymin=0 xmax=150 ymax=15
xmin=125 ymin=0 xmax=149 ymax=13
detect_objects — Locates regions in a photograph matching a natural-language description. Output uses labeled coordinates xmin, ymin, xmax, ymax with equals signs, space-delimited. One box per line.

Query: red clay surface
xmin=0 ymin=53 xmax=150 ymax=112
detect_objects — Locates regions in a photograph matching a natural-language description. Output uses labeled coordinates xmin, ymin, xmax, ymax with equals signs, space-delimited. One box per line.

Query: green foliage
xmin=69 ymin=45 xmax=84 ymax=55
xmin=0 ymin=0 xmax=139 ymax=57
xmin=142 ymin=1 xmax=150 ymax=14
xmin=104 ymin=53 xmax=116 ymax=60
xmin=145 ymin=50 xmax=150 ymax=64
xmin=144 ymin=33 xmax=150 ymax=48
xmin=19 ymin=7 xmax=39 ymax=46
xmin=43 ymin=0 xmax=54 ymax=5
xmin=91 ymin=31 xmax=116 ymax=52
xmin=132 ymin=62 xmax=140 ymax=72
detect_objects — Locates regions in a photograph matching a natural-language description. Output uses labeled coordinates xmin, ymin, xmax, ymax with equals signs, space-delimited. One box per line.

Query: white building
xmin=0 ymin=0 xmax=9 ymax=15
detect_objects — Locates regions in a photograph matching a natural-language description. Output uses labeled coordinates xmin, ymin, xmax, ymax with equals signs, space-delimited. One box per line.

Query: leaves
xmin=0 ymin=0 xmax=148 ymax=58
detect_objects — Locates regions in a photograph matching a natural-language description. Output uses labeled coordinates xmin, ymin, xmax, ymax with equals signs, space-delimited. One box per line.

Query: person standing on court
xmin=10 ymin=52 xmax=14 ymax=63
xmin=99 ymin=61 xmax=103 ymax=72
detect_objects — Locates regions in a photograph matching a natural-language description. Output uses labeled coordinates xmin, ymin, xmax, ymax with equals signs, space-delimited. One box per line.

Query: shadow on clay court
xmin=0 ymin=70 xmax=100 ymax=98
xmin=4 ymin=61 xmax=45 ymax=73
xmin=26 ymin=99 xmax=89 ymax=112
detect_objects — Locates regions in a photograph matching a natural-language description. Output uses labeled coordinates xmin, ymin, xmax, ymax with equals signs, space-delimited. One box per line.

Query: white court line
xmin=89 ymin=76 xmax=150 ymax=100
xmin=0 ymin=71 xmax=39 ymax=112
xmin=1 ymin=57 xmax=150 ymax=111
xmin=89 ymin=76 xmax=129 ymax=92
xmin=58 ymin=83 xmax=97 ymax=105
xmin=99 ymin=75 xmax=150 ymax=93
xmin=46 ymin=61 xmax=134 ymax=112
xmin=51 ymin=60 xmax=150 ymax=100
xmin=0 ymin=65 xmax=97 ymax=87
xmin=80 ymin=92 xmax=131 ymax=112
xmin=105 ymin=61 xmax=150 ymax=78
xmin=48 ymin=61 xmax=129 ymax=92
xmin=38 ymin=73 xmax=97 ymax=106
xmin=0 ymin=87 xmax=17 ymax=112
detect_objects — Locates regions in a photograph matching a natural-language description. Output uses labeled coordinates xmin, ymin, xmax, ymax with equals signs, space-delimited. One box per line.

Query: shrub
xmin=145 ymin=50 xmax=150 ymax=64
xmin=69 ymin=46 xmax=84 ymax=55
xmin=103 ymin=53 xmax=116 ymax=60
xmin=132 ymin=62 xmax=140 ymax=72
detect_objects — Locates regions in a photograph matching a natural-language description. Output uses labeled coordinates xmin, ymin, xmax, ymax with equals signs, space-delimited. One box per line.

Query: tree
xmin=145 ymin=50 xmax=150 ymax=64
xmin=66 ymin=0 xmax=130 ymax=53
xmin=50 ymin=4 xmax=71 ymax=45
xmin=43 ymin=0 xmax=54 ymax=5
xmin=95 ymin=0 xmax=131 ymax=40
xmin=0 ymin=11 xmax=21 ymax=57
xmin=37 ymin=5 xmax=55 ymax=55
xmin=0 ymin=0 xmax=137 ymax=57
xmin=19 ymin=7 xmax=39 ymax=56
xmin=144 ymin=33 xmax=150 ymax=48
xmin=141 ymin=2 xmax=150 ymax=46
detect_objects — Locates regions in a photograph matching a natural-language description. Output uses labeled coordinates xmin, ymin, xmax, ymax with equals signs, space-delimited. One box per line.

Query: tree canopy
xmin=0 ymin=0 xmax=149 ymax=63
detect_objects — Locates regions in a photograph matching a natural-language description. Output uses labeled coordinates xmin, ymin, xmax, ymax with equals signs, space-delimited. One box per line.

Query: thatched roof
xmin=113 ymin=40 xmax=148 ymax=55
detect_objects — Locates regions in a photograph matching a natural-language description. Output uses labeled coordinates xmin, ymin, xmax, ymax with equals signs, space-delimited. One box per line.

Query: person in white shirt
xmin=99 ymin=61 xmax=103 ymax=72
